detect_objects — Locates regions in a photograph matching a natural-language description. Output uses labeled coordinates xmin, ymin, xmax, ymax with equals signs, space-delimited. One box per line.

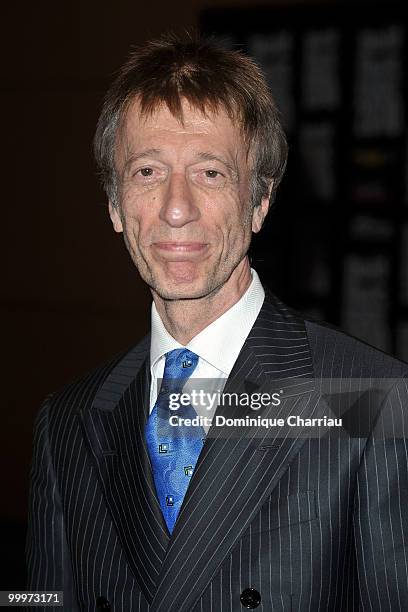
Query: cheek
xmin=206 ymin=202 xmax=250 ymax=248
xmin=120 ymin=198 xmax=147 ymax=236
xmin=210 ymin=189 xmax=249 ymax=223
xmin=120 ymin=211 xmax=143 ymax=252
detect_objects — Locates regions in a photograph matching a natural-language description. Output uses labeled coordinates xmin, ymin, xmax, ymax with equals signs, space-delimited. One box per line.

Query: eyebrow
xmin=122 ymin=148 xmax=162 ymax=175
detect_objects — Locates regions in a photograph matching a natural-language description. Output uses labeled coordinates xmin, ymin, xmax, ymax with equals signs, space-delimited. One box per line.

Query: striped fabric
xmin=26 ymin=290 xmax=408 ymax=611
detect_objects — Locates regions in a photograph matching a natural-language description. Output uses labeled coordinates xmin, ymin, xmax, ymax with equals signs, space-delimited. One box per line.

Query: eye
xmin=129 ymin=164 xmax=167 ymax=188
xmin=192 ymin=167 xmax=227 ymax=189
xmin=205 ymin=170 xmax=221 ymax=179
xmin=139 ymin=167 xmax=154 ymax=177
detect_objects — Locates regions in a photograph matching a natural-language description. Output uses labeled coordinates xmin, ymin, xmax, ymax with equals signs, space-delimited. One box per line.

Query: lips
xmin=153 ymin=242 xmax=207 ymax=252
xmin=152 ymin=241 xmax=210 ymax=261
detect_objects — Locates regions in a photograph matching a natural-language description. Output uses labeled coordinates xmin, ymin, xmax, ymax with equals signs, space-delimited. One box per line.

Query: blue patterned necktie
xmin=145 ymin=348 xmax=205 ymax=534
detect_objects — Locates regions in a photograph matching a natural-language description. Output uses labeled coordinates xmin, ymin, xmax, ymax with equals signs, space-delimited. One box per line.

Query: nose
xmin=159 ymin=172 xmax=199 ymax=227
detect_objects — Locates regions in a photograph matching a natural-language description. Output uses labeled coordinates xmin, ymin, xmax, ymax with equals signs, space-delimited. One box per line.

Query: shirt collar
xmin=150 ymin=268 xmax=265 ymax=376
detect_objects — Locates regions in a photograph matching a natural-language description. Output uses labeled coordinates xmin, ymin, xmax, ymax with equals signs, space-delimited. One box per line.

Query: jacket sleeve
xmin=353 ymin=377 xmax=408 ymax=611
xmin=26 ymin=399 xmax=80 ymax=612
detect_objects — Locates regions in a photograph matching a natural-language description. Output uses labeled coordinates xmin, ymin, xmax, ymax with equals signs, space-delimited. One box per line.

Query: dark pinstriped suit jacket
xmin=26 ymin=290 xmax=408 ymax=611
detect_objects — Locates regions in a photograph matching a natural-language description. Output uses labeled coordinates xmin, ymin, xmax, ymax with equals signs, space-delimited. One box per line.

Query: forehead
xmin=117 ymin=97 xmax=246 ymax=153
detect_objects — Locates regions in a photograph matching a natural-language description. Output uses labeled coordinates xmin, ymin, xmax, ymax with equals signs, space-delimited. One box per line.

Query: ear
xmin=251 ymin=180 xmax=273 ymax=233
xmin=109 ymin=201 xmax=123 ymax=233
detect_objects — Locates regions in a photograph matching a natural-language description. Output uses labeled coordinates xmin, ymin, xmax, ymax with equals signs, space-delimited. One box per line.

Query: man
xmin=27 ymin=34 xmax=408 ymax=611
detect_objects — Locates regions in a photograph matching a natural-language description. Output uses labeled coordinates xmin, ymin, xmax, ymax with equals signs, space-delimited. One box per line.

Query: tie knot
xmin=163 ymin=348 xmax=199 ymax=379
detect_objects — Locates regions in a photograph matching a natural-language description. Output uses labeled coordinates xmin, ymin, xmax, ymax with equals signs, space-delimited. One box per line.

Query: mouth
xmin=153 ymin=242 xmax=208 ymax=252
xmin=151 ymin=241 xmax=210 ymax=262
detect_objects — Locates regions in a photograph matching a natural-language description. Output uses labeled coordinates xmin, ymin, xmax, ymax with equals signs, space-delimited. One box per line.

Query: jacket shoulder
xmin=41 ymin=333 xmax=150 ymax=427
xmin=304 ymin=317 xmax=408 ymax=379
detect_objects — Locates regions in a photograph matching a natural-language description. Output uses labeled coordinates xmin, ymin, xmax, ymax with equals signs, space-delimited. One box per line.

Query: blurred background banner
xmin=201 ymin=4 xmax=408 ymax=359
xmin=1 ymin=0 xmax=407 ymax=590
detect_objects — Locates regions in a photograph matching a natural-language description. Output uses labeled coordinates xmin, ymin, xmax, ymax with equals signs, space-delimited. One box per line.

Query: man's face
xmin=110 ymin=98 xmax=269 ymax=301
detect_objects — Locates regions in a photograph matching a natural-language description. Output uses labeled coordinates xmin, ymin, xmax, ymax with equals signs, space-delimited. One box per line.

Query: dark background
xmin=1 ymin=0 xmax=407 ymax=589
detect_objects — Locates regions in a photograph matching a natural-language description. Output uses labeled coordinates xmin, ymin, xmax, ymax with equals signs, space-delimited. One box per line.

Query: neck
xmin=152 ymin=258 xmax=252 ymax=345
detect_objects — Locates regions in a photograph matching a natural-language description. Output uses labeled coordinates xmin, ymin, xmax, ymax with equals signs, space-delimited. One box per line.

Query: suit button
xmin=96 ymin=595 xmax=111 ymax=611
xmin=240 ymin=588 xmax=261 ymax=609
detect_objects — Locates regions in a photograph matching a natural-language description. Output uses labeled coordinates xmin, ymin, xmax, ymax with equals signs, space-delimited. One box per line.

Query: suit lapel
xmin=80 ymin=335 xmax=169 ymax=604
xmin=151 ymin=291 xmax=320 ymax=611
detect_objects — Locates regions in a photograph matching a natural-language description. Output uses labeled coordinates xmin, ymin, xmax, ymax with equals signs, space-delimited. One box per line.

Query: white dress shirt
xmin=149 ymin=268 xmax=265 ymax=431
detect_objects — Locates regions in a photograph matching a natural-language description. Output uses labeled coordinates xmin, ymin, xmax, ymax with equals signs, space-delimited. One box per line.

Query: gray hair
xmin=94 ymin=33 xmax=288 ymax=209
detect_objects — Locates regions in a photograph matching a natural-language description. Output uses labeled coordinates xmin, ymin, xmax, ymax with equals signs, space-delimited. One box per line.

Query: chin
xmin=149 ymin=273 xmax=218 ymax=301
xmin=143 ymin=262 xmax=214 ymax=298
xmin=152 ymin=283 xmax=212 ymax=301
